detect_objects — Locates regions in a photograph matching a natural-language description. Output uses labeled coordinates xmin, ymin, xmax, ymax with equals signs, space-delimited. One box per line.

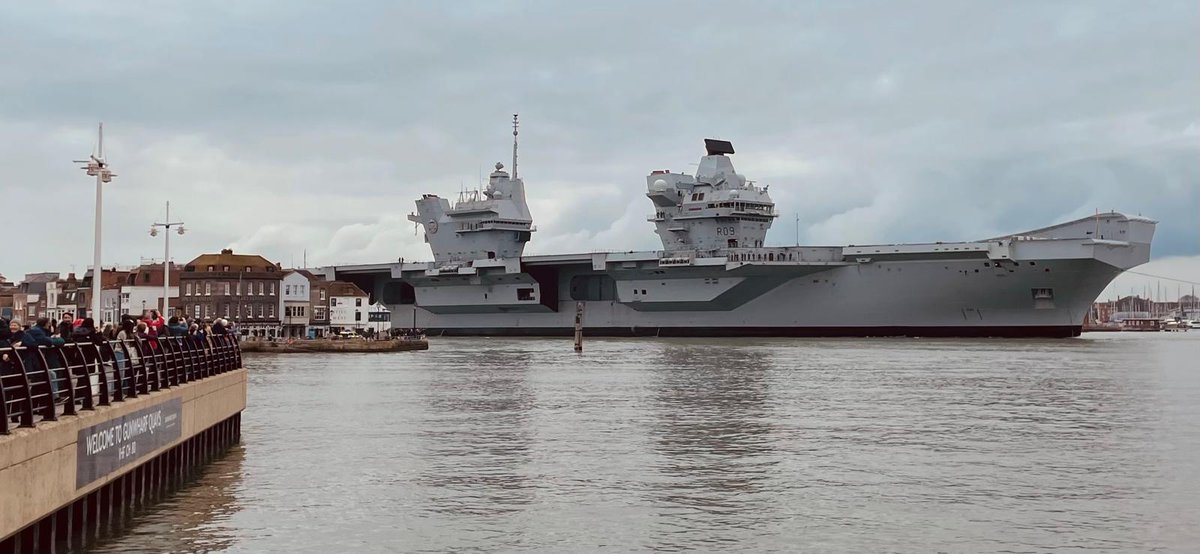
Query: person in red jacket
xmin=142 ymin=310 xmax=165 ymax=351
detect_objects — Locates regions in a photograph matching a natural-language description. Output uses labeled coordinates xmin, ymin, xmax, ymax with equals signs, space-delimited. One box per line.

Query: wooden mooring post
xmin=574 ymin=301 xmax=584 ymax=352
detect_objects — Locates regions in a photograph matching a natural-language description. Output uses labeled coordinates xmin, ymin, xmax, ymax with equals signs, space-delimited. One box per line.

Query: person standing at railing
xmin=166 ymin=316 xmax=189 ymax=337
xmin=1 ymin=319 xmax=21 ymax=425
xmin=57 ymin=313 xmax=74 ymax=339
xmin=21 ymin=318 xmax=65 ymax=399
xmin=115 ymin=317 xmax=138 ymax=385
xmin=70 ymin=318 xmax=103 ymax=387
xmin=143 ymin=310 xmax=165 ymax=336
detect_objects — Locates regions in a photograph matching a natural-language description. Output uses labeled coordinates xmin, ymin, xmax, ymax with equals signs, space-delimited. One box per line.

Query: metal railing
xmin=0 ymin=335 xmax=242 ymax=435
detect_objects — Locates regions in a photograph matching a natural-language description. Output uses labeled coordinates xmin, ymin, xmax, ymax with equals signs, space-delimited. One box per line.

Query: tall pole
xmin=92 ymin=148 xmax=103 ymax=323
xmin=151 ymin=201 xmax=184 ymax=317
xmin=511 ymin=113 xmax=519 ymax=179
xmin=163 ymin=201 xmax=171 ymax=315
xmin=76 ymin=123 xmax=114 ymax=324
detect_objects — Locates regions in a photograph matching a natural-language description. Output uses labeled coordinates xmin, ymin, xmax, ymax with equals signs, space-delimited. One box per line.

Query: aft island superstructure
xmin=324 ymin=119 xmax=1155 ymax=337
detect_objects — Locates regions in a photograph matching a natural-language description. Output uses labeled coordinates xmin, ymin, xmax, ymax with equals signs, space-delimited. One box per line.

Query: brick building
xmin=308 ymin=277 xmax=331 ymax=337
xmin=179 ymin=249 xmax=283 ymax=337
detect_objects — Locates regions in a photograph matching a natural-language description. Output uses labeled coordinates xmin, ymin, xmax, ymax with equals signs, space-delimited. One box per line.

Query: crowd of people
xmin=0 ymin=310 xmax=235 ymax=355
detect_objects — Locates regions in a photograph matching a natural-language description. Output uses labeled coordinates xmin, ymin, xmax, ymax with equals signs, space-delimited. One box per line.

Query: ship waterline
xmin=325 ymin=131 xmax=1154 ymax=338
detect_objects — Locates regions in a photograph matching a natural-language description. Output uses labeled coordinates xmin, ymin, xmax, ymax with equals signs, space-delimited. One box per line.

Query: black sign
xmin=76 ymin=397 xmax=182 ymax=488
xmin=368 ymin=311 xmax=390 ymax=322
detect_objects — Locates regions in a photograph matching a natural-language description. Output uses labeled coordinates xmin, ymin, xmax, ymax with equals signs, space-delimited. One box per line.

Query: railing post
xmin=69 ymin=343 xmax=95 ymax=412
xmin=33 ymin=348 xmax=58 ymax=422
xmin=0 ymin=350 xmax=9 ymax=435
xmin=96 ymin=343 xmax=113 ymax=407
xmin=54 ymin=348 xmax=78 ymax=417
xmin=9 ymin=349 xmax=36 ymax=428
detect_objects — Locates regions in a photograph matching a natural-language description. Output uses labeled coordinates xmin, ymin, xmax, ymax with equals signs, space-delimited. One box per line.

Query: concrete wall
xmin=0 ymin=369 xmax=246 ymax=539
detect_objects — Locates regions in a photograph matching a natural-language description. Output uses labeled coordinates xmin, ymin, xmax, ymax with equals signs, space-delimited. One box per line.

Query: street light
xmin=150 ymin=201 xmax=185 ymax=316
xmin=74 ymin=123 xmax=115 ymax=323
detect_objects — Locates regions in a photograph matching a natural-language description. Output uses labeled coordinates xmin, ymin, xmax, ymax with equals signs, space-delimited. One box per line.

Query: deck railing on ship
xmin=0 ymin=335 xmax=242 ymax=434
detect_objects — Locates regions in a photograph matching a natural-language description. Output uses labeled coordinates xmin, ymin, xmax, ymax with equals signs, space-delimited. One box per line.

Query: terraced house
xmin=179 ymin=249 xmax=283 ymax=337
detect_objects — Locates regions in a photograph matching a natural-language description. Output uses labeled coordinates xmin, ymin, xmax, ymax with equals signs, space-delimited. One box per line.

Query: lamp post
xmin=75 ymin=123 xmax=115 ymax=323
xmin=150 ymin=201 xmax=185 ymax=316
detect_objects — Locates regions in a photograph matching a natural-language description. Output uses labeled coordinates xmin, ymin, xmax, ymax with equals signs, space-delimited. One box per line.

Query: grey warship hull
xmin=323 ymin=132 xmax=1154 ymax=338
xmin=329 ymin=214 xmax=1153 ymax=338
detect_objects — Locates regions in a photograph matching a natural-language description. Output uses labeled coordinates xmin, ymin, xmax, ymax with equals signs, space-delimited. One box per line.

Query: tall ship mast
xmin=324 ymin=120 xmax=1156 ymax=338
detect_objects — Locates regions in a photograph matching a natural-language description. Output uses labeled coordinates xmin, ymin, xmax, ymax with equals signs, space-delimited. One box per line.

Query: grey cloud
xmin=0 ymin=1 xmax=1196 ymax=279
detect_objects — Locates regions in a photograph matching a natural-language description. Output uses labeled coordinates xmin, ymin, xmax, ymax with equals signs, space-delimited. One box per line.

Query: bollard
xmin=573 ymin=301 xmax=584 ymax=352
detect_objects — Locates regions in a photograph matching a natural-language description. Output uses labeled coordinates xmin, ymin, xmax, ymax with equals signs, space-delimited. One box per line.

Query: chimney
xmin=221 ymin=248 xmax=234 ymax=255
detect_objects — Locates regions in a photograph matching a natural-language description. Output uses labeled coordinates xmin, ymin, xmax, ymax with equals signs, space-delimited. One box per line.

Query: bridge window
xmin=517 ymin=288 xmax=535 ymax=301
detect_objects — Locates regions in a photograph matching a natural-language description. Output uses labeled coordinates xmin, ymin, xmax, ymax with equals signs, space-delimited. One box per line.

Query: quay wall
xmin=0 ymin=368 xmax=247 ymax=546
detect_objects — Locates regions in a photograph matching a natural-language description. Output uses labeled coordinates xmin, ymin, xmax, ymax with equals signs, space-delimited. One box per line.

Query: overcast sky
xmin=1 ymin=1 xmax=1196 ymax=298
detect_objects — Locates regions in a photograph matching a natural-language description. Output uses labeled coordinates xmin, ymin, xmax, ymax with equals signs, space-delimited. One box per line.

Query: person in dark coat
xmin=1 ymin=318 xmax=17 ymax=367
xmin=70 ymin=318 xmax=99 ymax=343
xmin=22 ymin=317 xmax=66 ymax=397
xmin=211 ymin=318 xmax=228 ymax=336
xmin=56 ymin=318 xmax=73 ymax=342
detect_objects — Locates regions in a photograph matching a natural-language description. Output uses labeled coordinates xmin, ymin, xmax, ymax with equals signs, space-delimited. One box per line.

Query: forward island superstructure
xmin=324 ymin=119 xmax=1155 ymax=337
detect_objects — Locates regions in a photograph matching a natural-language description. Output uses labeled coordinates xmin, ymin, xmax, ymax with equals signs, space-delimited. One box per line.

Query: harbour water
xmin=92 ymin=333 xmax=1199 ymax=553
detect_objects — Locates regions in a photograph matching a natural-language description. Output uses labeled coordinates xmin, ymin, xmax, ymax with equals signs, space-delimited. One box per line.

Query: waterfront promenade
xmin=0 ymin=335 xmax=246 ymax=552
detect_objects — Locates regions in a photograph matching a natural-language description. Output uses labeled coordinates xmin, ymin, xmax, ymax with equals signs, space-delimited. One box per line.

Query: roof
xmin=23 ymin=272 xmax=60 ymax=283
xmin=327 ymin=281 xmax=368 ymax=297
xmin=289 ymin=268 xmax=318 ymax=280
xmin=125 ymin=263 xmax=179 ymax=287
xmin=83 ymin=268 xmax=132 ymax=289
xmin=185 ymin=249 xmax=279 ymax=273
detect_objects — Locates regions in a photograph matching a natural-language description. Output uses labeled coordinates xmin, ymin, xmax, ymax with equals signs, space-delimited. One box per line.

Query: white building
xmin=280 ymin=270 xmax=312 ymax=338
xmin=120 ymin=263 xmax=178 ymax=318
xmin=327 ymin=281 xmax=391 ymax=335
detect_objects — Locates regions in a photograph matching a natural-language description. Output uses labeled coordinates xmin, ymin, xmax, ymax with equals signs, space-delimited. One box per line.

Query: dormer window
xmin=223 ymin=265 xmax=230 ymax=271
xmin=207 ymin=265 xmax=214 ymax=272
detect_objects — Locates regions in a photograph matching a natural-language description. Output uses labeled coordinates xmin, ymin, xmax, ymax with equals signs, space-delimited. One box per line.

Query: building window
xmin=258 ymin=282 xmax=265 ymax=296
xmin=185 ymin=283 xmax=191 ymax=296
xmin=355 ymin=298 xmax=362 ymax=307
xmin=320 ymin=290 xmax=326 ymax=301
xmin=207 ymin=265 xmax=214 ymax=272
xmin=223 ymin=265 xmax=230 ymax=271
xmin=194 ymin=305 xmax=200 ymax=318
xmin=355 ymin=311 xmax=362 ymax=322
xmin=205 ymin=282 xmax=211 ymax=296
xmin=330 ymin=298 xmax=337 ymax=307
xmin=224 ymin=282 xmax=231 ymax=295
xmin=269 ymin=283 xmax=276 ymax=296
xmin=236 ymin=281 xmax=241 ymax=296
xmin=259 ymin=304 xmax=265 ymax=318
xmin=285 ymin=285 xmax=291 ymax=295
xmin=269 ymin=304 xmax=275 ymax=318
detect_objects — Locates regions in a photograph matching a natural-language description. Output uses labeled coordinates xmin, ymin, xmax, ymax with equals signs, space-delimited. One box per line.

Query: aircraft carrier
xmin=323 ymin=118 xmax=1155 ymax=338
